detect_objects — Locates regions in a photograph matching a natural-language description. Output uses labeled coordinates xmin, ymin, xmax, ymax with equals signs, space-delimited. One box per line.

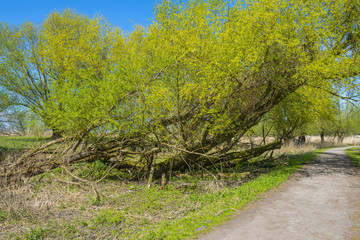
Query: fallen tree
xmin=0 ymin=136 xmax=281 ymax=185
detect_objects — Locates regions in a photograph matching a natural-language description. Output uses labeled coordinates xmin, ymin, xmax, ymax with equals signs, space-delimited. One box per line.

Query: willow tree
xmin=77 ymin=0 xmax=359 ymax=176
xmin=126 ymin=0 xmax=360 ymax=175
xmin=1 ymin=0 xmax=360 ymax=183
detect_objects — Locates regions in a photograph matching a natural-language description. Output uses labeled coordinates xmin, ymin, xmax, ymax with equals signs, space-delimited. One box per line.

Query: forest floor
xmin=199 ymin=147 xmax=360 ymax=240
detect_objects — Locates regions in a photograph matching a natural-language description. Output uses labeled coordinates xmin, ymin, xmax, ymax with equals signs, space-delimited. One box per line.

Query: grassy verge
xmin=345 ymin=147 xmax=360 ymax=239
xmin=346 ymin=147 xmax=360 ymax=167
xmin=0 ymin=147 xmax=325 ymax=239
xmin=140 ymin=149 xmax=323 ymax=239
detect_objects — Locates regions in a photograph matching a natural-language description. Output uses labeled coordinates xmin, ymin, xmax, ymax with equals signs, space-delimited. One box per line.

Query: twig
xmin=49 ymin=172 xmax=82 ymax=186
xmin=95 ymin=162 xmax=119 ymax=184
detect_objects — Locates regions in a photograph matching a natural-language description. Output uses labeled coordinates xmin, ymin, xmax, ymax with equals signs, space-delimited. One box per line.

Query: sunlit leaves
xmin=0 ymin=0 xmax=359 ymax=149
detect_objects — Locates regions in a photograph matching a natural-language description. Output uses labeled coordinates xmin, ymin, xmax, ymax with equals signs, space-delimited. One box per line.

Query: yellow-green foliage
xmin=0 ymin=0 xmax=359 ymax=142
xmin=269 ymin=86 xmax=337 ymax=137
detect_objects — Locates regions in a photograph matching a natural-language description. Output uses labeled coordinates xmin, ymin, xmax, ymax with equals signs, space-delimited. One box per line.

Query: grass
xmin=138 ymin=150 xmax=323 ymax=239
xmin=0 ymin=136 xmax=48 ymax=150
xmin=0 ymin=136 xmax=49 ymax=162
xmin=346 ymin=147 xmax=360 ymax=167
xmin=0 ymin=137 xmax=326 ymax=239
xmin=0 ymin=136 xmax=59 ymax=166
xmin=345 ymin=147 xmax=360 ymax=239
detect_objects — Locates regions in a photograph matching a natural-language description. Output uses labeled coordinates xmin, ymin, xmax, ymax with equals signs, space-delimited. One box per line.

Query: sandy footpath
xmin=199 ymin=147 xmax=360 ymax=240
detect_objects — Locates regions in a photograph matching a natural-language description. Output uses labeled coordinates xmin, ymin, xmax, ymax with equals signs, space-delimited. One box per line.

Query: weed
xmin=9 ymin=208 xmax=22 ymax=221
xmin=76 ymin=160 xmax=114 ymax=181
xmin=80 ymin=220 xmax=88 ymax=227
xmin=0 ymin=211 xmax=5 ymax=222
xmin=93 ymin=210 xmax=124 ymax=225
xmin=88 ymin=195 xmax=101 ymax=206
xmin=59 ymin=203 xmax=68 ymax=209
xmin=63 ymin=222 xmax=77 ymax=234
xmin=23 ymin=226 xmax=47 ymax=240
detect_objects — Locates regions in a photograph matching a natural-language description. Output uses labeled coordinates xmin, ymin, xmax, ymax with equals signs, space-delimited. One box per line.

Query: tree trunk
xmin=320 ymin=131 xmax=325 ymax=148
xmin=0 ymin=138 xmax=282 ymax=186
xmin=337 ymin=133 xmax=344 ymax=144
xmin=51 ymin=129 xmax=62 ymax=140
xmin=153 ymin=140 xmax=282 ymax=178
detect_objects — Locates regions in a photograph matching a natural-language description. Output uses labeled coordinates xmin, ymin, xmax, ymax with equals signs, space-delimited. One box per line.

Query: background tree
xmin=0 ymin=10 xmax=129 ymax=138
xmin=268 ymin=86 xmax=337 ymax=145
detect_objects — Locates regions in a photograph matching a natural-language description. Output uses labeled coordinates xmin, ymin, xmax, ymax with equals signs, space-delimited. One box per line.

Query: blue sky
xmin=0 ymin=0 xmax=158 ymax=32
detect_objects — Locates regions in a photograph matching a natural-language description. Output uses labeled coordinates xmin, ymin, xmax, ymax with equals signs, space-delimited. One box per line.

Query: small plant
xmin=0 ymin=211 xmax=5 ymax=222
xmin=24 ymin=226 xmax=47 ymax=240
xmin=76 ymin=160 xmax=111 ymax=181
xmin=64 ymin=222 xmax=77 ymax=234
xmin=93 ymin=210 xmax=124 ymax=226
xmin=80 ymin=220 xmax=88 ymax=227
xmin=9 ymin=208 xmax=22 ymax=221
xmin=88 ymin=195 xmax=101 ymax=206
xmin=59 ymin=203 xmax=68 ymax=209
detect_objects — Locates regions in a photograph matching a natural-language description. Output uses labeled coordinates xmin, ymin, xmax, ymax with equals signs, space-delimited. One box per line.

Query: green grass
xmin=136 ymin=150 xmax=323 ymax=239
xmin=346 ymin=147 xmax=360 ymax=167
xmin=0 ymin=148 xmax=325 ymax=239
xmin=345 ymin=147 xmax=360 ymax=239
xmin=0 ymin=136 xmax=48 ymax=151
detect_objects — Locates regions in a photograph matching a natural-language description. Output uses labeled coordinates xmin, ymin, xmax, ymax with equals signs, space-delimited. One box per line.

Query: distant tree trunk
xmin=298 ymin=135 xmax=306 ymax=145
xmin=262 ymin=124 xmax=266 ymax=145
xmin=51 ymin=129 xmax=62 ymax=140
xmin=320 ymin=131 xmax=325 ymax=148
xmin=284 ymin=136 xmax=295 ymax=146
xmin=337 ymin=134 xmax=344 ymax=144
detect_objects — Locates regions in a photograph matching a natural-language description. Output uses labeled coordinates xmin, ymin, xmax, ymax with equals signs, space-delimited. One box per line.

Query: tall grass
xmin=307 ymin=136 xmax=360 ymax=146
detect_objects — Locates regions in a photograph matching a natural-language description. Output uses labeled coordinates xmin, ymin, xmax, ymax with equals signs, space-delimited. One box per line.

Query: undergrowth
xmin=0 ymin=145 xmax=324 ymax=239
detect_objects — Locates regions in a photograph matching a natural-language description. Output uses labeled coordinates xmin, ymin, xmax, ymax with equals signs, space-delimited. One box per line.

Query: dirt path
xmin=199 ymin=147 xmax=360 ymax=240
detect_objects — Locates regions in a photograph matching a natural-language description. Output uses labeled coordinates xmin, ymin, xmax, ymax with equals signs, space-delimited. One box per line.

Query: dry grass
xmin=274 ymin=144 xmax=318 ymax=155
xmin=0 ymin=145 xmax=313 ymax=239
xmin=0 ymin=173 xmax=225 ymax=239
xmin=0 ymin=179 xmax=90 ymax=238
xmin=0 ymin=151 xmax=316 ymax=239
xmin=0 ymin=136 xmax=347 ymax=239
xmin=307 ymin=136 xmax=360 ymax=146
